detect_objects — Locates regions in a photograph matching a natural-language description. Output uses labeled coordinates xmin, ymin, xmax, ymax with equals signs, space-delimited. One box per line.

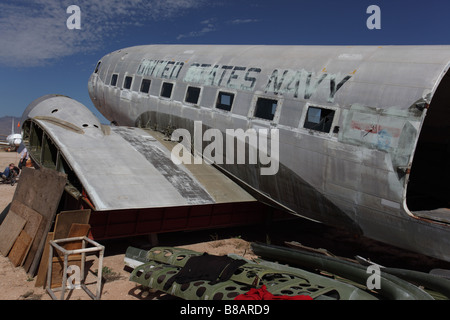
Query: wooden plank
xmin=13 ymin=167 xmax=67 ymax=216
xmin=50 ymin=255 xmax=82 ymax=289
xmin=15 ymin=167 xmax=67 ymax=275
xmin=11 ymin=200 xmax=43 ymax=239
xmin=35 ymin=232 xmax=53 ymax=288
xmin=8 ymin=230 xmax=32 ymax=267
xmin=9 ymin=201 xmax=43 ymax=266
xmin=68 ymin=223 xmax=91 ymax=237
xmin=0 ymin=211 xmax=26 ymax=256
xmin=63 ymin=223 xmax=91 ymax=251
xmin=53 ymin=210 xmax=91 ymax=240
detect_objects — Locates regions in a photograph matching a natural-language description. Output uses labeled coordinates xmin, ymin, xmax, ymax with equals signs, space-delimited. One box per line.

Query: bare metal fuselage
xmin=0 ymin=119 xmax=22 ymax=149
xmin=86 ymin=45 xmax=450 ymax=261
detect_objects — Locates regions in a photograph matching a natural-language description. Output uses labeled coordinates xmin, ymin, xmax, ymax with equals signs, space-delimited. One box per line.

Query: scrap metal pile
xmin=124 ymin=243 xmax=450 ymax=300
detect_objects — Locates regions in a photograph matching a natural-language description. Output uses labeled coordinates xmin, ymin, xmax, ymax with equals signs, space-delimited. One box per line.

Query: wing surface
xmin=22 ymin=95 xmax=256 ymax=211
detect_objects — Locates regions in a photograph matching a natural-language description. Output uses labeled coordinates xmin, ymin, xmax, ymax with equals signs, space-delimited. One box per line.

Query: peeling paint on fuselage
xmin=339 ymin=103 xmax=422 ymax=175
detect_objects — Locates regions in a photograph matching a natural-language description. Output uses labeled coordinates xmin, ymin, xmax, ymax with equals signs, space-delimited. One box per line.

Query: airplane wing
xmin=21 ymin=95 xmax=256 ymax=212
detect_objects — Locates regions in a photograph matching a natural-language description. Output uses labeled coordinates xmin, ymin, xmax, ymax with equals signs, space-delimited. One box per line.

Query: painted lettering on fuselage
xmin=136 ymin=59 xmax=352 ymax=102
xmin=137 ymin=59 xmax=185 ymax=79
xmin=184 ymin=63 xmax=351 ymax=101
xmin=264 ymin=69 xmax=352 ymax=102
xmin=184 ymin=63 xmax=261 ymax=91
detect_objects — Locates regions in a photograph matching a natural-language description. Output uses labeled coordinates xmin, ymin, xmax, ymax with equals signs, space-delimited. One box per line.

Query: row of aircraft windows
xmin=109 ymin=73 xmax=336 ymax=134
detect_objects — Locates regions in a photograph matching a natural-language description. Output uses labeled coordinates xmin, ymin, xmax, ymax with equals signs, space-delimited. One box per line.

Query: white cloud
xmin=175 ymin=16 xmax=260 ymax=40
xmin=0 ymin=0 xmax=204 ymax=67
xmin=177 ymin=18 xmax=216 ymax=40
xmin=228 ymin=19 xmax=260 ymax=25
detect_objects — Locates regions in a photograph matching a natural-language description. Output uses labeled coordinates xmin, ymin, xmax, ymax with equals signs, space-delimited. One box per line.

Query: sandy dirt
xmin=0 ymin=149 xmax=449 ymax=300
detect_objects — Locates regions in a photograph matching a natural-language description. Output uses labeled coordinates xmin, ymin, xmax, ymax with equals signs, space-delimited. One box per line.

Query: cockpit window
xmin=94 ymin=61 xmax=101 ymax=73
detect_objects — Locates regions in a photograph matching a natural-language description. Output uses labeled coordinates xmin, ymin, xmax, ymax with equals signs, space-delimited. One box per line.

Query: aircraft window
xmin=185 ymin=86 xmax=201 ymax=104
xmin=124 ymin=76 xmax=133 ymax=90
xmin=304 ymin=106 xmax=335 ymax=133
xmin=161 ymin=82 xmax=174 ymax=98
xmin=216 ymin=92 xmax=234 ymax=111
xmin=94 ymin=61 xmax=101 ymax=73
xmin=111 ymin=74 xmax=118 ymax=86
xmin=140 ymin=79 xmax=151 ymax=93
xmin=254 ymin=97 xmax=278 ymax=121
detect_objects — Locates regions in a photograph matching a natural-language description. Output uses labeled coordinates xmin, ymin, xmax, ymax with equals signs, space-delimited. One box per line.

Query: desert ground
xmin=0 ymin=149 xmax=449 ymax=300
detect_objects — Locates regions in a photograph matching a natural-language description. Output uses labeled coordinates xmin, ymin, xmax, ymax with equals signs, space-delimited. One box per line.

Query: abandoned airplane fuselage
xmin=39 ymin=45 xmax=450 ymax=261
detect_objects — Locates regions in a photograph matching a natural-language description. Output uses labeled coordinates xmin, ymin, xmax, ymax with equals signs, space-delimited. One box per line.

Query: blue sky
xmin=1 ymin=0 xmax=449 ymax=126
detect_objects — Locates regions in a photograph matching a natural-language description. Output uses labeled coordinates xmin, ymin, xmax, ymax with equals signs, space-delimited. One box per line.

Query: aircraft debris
xmin=252 ymin=242 xmax=450 ymax=300
xmin=125 ymin=246 xmax=377 ymax=300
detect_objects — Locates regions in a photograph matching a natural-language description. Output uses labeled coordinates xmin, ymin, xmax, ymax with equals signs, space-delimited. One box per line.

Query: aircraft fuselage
xmin=88 ymin=45 xmax=450 ymax=261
